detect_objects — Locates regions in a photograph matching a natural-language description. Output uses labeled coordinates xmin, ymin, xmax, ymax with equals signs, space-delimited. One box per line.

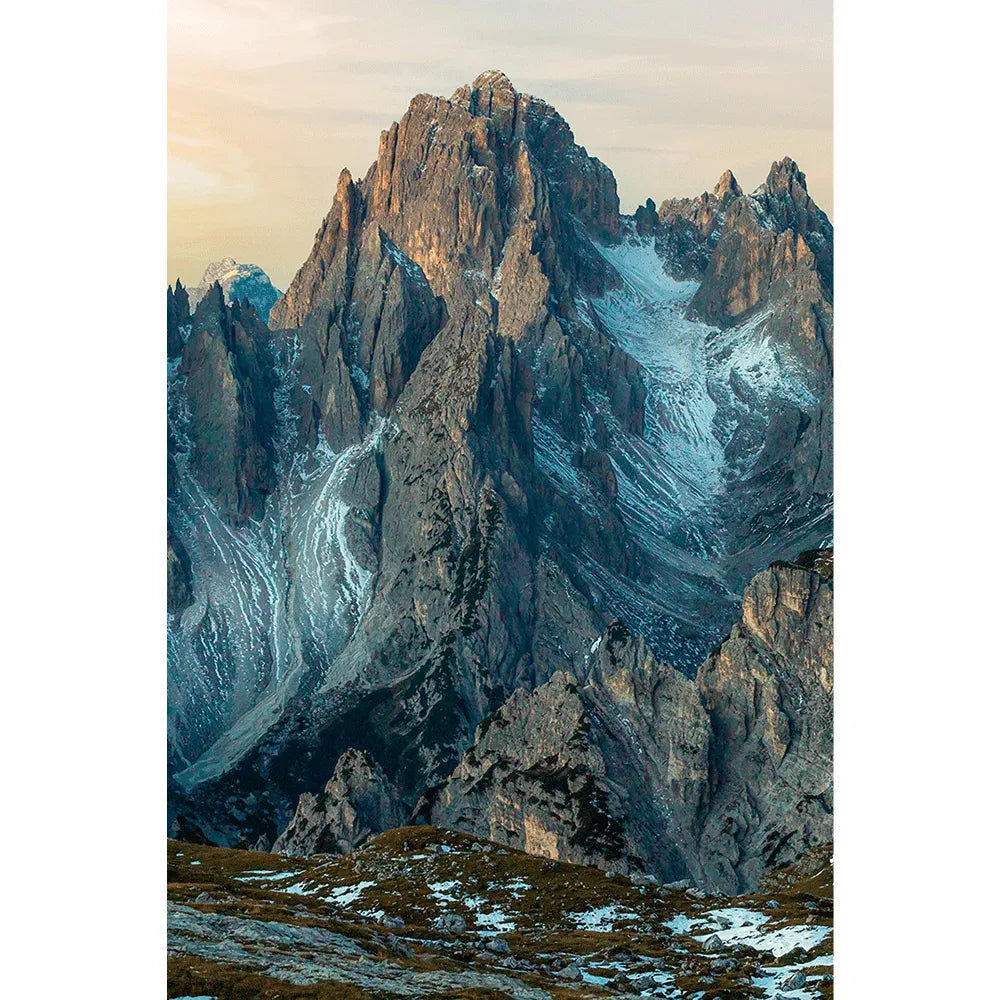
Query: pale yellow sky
xmin=168 ymin=0 xmax=832 ymax=290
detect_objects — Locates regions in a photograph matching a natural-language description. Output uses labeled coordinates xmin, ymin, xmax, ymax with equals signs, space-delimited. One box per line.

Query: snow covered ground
xmin=689 ymin=906 xmax=832 ymax=957
xmin=565 ymin=903 xmax=642 ymax=932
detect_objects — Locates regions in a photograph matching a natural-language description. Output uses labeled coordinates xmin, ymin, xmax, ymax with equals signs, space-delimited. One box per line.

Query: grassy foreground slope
xmin=168 ymin=826 xmax=832 ymax=1000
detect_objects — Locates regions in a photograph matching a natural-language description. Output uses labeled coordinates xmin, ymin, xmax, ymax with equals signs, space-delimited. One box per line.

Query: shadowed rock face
xmin=167 ymin=71 xmax=833 ymax=874
xmin=273 ymin=749 xmax=406 ymax=856
xmin=695 ymin=548 xmax=833 ymax=890
xmin=167 ymin=280 xmax=189 ymax=360
xmin=421 ymin=551 xmax=832 ymax=892
xmin=695 ymin=158 xmax=833 ymax=500
xmin=169 ymin=282 xmax=278 ymax=524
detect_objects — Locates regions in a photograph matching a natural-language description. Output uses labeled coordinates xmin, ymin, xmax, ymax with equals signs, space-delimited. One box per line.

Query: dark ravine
xmin=167 ymin=70 xmax=833 ymax=891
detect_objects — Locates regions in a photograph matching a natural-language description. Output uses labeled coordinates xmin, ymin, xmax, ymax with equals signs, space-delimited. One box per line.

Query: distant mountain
xmin=186 ymin=257 xmax=282 ymax=321
xmin=167 ymin=70 xmax=833 ymax=891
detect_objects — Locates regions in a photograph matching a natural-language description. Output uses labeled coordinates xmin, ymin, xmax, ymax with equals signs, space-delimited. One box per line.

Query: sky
xmin=168 ymin=0 xmax=832 ymax=290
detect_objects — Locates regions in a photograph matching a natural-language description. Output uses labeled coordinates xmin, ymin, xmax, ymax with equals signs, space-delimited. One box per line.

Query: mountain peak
xmin=714 ymin=169 xmax=742 ymax=200
xmin=451 ymin=69 xmax=523 ymax=127
xmin=196 ymin=257 xmax=246 ymax=287
xmin=186 ymin=258 xmax=282 ymax=321
xmin=193 ymin=280 xmax=226 ymax=325
xmin=471 ymin=69 xmax=515 ymax=92
xmin=763 ymin=156 xmax=808 ymax=197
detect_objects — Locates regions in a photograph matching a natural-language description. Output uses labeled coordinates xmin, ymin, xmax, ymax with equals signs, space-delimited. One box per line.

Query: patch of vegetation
xmin=168 ymin=955 xmax=375 ymax=1000
xmin=168 ymin=831 xmax=834 ymax=999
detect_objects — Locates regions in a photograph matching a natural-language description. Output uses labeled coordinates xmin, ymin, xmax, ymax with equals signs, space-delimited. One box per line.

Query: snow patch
xmin=324 ymin=881 xmax=376 ymax=906
xmin=234 ymin=869 xmax=305 ymax=884
xmin=566 ymin=904 xmax=640 ymax=932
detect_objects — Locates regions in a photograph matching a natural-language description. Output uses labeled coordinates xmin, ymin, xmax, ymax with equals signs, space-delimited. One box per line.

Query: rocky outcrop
xmin=695 ymin=548 xmax=833 ymax=890
xmin=273 ymin=749 xmax=405 ymax=856
xmin=650 ymin=170 xmax=744 ymax=279
xmin=690 ymin=157 xmax=832 ymax=332
xmin=421 ymin=551 xmax=833 ymax=892
xmin=167 ymin=280 xmax=190 ymax=359
xmin=689 ymin=158 xmax=834 ymax=499
xmin=171 ymin=284 xmax=278 ymax=523
xmin=270 ymin=192 xmax=446 ymax=451
xmin=415 ymin=671 xmax=634 ymax=872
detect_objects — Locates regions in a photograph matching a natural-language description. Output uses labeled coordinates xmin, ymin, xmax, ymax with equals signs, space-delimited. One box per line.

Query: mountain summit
xmin=186 ymin=257 xmax=282 ymax=321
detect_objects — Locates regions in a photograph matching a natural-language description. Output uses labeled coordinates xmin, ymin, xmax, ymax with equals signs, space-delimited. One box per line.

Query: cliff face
xmin=691 ymin=158 xmax=832 ymax=328
xmin=172 ymin=285 xmax=278 ymax=523
xmin=695 ymin=548 xmax=833 ymax=889
xmin=688 ymin=157 xmax=833 ymax=497
xmin=422 ymin=551 xmax=832 ymax=892
xmin=167 ymin=72 xmax=833 ymax=870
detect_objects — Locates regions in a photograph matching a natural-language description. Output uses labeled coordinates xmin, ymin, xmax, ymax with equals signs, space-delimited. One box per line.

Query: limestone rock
xmin=172 ymin=283 xmax=278 ymax=523
xmin=273 ymin=749 xmax=405 ymax=856
xmin=690 ymin=158 xmax=832 ymax=328
xmin=166 ymin=72 xmax=833 ymax=860
xmin=652 ymin=170 xmax=744 ymax=278
xmin=423 ymin=551 xmax=833 ymax=892
xmin=167 ymin=279 xmax=189 ymax=359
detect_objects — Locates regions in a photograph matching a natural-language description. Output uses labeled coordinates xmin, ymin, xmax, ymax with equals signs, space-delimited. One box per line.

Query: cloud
xmin=170 ymin=0 xmax=362 ymax=70
xmin=169 ymin=156 xmax=256 ymax=203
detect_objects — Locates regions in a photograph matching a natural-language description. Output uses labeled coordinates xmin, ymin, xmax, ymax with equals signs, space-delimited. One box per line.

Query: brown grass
xmin=167 ymin=830 xmax=834 ymax=999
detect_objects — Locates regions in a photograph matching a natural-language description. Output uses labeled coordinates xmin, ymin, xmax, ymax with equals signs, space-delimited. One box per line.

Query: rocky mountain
xmin=186 ymin=257 xmax=283 ymax=321
xmin=632 ymin=168 xmax=743 ymax=279
xmin=417 ymin=551 xmax=832 ymax=893
xmin=167 ymin=70 xmax=833 ymax=885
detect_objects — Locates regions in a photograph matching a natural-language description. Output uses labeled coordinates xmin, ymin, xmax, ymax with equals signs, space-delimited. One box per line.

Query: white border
xmin=4 ymin=0 xmax=165 ymax=993
xmin=835 ymin=0 xmax=998 ymax=994
xmin=4 ymin=1 xmax=998 ymax=995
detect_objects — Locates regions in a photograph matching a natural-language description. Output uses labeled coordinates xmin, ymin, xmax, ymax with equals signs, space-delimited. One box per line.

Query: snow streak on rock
xmin=530 ymin=230 xmax=830 ymax=668
xmin=168 ymin=356 xmax=388 ymax=782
